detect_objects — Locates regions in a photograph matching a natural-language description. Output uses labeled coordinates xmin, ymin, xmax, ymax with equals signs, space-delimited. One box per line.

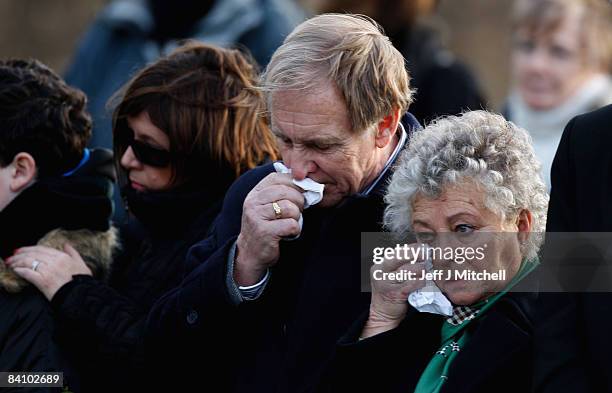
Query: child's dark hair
xmin=0 ymin=59 xmax=92 ymax=177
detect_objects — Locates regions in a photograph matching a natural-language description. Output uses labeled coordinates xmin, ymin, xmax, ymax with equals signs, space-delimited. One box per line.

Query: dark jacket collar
xmin=443 ymin=291 xmax=537 ymax=393
xmin=371 ymin=112 xmax=421 ymax=199
xmin=122 ymin=183 xmax=223 ymax=238
xmin=341 ymin=112 xmax=422 ymax=205
xmin=0 ymin=176 xmax=114 ymax=259
xmin=0 ymin=149 xmax=115 ymax=259
xmin=382 ymin=291 xmax=537 ymax=393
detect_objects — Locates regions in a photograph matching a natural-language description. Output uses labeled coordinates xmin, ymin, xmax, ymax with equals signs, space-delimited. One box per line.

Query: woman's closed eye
xmin=135 ymin=139 xmax=167 ymax=153
xmin=313 ymin=144 xmax=332 ymax=152
xmin=304 ymin=141 xmax=334 ymax=152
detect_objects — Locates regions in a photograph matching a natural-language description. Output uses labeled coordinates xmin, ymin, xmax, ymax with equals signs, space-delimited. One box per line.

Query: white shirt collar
xmin=360 ymin=123 xmax=408 ymax=196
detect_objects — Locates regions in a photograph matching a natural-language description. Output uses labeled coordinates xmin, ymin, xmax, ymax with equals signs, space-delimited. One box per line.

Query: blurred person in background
xmin=64 ymin=0 xmax=303 ymax=220
xmin=0 ymin=58 xmax=117 ymax=392
xmin=7 ymin=42 xmax=279 ymax=393
xmin=305 ymin=0 xmax=486 ymax=125
xmin=505 ymin=0 xmax=612 ymax=188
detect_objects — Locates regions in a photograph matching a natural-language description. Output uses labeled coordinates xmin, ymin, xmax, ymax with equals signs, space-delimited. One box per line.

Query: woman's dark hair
xmin=0 ymin=59 xmax=91 ymax=177
xmin=111 ymin=41 xmax=279 ymax=187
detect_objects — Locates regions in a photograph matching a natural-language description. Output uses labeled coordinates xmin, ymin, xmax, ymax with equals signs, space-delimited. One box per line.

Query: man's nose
xmin=286 ymin=152 xmax=316 ymax=181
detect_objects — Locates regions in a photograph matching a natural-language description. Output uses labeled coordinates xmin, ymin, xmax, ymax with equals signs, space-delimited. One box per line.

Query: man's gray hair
xmin=261 ymin=13 xmax=414 ymax=133
xmin=384 ymin=110 xmax=549 ymax=260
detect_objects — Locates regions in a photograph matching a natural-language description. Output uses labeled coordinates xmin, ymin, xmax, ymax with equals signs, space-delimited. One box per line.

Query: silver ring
xmin=31 ymin=260 xmax=40 ymax=272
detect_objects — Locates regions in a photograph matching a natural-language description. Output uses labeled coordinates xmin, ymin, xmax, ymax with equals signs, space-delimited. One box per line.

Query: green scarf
xmin=413 ymin=258 xmax=538 ymax=393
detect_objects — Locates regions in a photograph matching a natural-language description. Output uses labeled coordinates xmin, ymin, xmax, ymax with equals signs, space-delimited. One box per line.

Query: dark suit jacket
xmin=145 ymin=114 xmax=421 ymax=392
xmin=547 ymin=104 xmax=612 ymax=232
xmin=318 ymin=291 xmax=538 ymax=393
xmin=535 ymin=104 xmax=612 ymax=393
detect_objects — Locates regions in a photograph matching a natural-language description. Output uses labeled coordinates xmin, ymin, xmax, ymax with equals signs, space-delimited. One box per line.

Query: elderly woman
xmin=505 ymin=0 xmax=612 ymax=188
xmin=6 ymin=42 xmax=278 ymax=392
xmin=319 ymin=111 xmax=549 ymax=393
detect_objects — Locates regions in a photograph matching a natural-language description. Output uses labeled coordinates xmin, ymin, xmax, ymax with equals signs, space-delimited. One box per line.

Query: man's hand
xmin=361 ymin=243 xmax=427 ymax=339
xmin=234 ymin=172 xmax=305 ymax=286
xmin=6 ymin=244 xmax=92 ymax=301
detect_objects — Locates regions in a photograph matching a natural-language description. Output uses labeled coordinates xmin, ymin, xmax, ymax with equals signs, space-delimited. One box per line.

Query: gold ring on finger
xmin=272 ymin=201 xmax=282 ymax=219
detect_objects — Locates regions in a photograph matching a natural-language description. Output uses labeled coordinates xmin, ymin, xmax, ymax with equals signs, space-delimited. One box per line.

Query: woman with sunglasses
xmin=8 ymin=41 xmax=279 ymax=392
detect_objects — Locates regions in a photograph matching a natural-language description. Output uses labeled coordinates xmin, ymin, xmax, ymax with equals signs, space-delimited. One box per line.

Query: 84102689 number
xmin=0 ymin=372 xmax=63 ymax=387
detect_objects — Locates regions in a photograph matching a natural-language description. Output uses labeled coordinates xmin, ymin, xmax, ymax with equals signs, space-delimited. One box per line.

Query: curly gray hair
xmin=384 ymin=110 xmax=549 ymax=260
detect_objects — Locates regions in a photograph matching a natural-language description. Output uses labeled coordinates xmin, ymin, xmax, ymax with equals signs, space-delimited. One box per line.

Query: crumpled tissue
xmin=273 ymin=162 xmax=325 ymax=239
xmin=408 ymin=257 xmax=453 ymax=316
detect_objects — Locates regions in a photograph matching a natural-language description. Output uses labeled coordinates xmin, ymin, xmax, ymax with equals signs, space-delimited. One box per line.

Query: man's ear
xmin=516 ymin=209 xmax=533 ymax=243
xmin=10 ymin=152 xmax=37 ymax=193
xmin=375 ymin=107 xmax=401 ymax=148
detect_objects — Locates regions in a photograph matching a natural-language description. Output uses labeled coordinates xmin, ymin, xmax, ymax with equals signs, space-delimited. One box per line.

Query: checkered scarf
xmin=446 ymin=305 xmax=481 ymax=326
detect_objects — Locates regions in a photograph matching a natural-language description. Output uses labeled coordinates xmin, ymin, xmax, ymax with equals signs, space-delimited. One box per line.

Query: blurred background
xmin=2 ymin=0 xmax=610 ymax=193
xmin=0 ymin=0 xmax=514 ymax=108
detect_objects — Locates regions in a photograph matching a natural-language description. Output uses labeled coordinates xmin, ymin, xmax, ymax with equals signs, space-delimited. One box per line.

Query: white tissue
xmin=408 ymin=258 xmax=453 ymax=317
xmin=273 ymin=162 xmax=324 ymax=208
xmin=272 ymin=162 xmax=325 ymax=239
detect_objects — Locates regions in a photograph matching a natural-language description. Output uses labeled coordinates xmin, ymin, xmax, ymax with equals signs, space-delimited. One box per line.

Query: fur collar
xmin=0 ymin=227 xmax=119 ymax=293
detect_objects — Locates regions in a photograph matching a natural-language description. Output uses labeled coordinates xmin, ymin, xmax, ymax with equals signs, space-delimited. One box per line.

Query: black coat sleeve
xmin=316 ymin=312 xmax=406 ymax=393
xmin=533 ymin=117 xmax=584 ymax=393
xmin=143 ymin=165 xmax=274 ymax=369
xmin=1 ymin=290 xmax=74 ymax=393
xmin=50 ymin=275 xmax=149 ymax=368
xmin=317 ymin=310 xmax=440 ymax=393
xmin=534 ymin=113 xmax=600 ymax=393
xmin=546 ymin=117 xmax=577 ymax=232
xmin=48 ymin=165 xmax=273 ymax=373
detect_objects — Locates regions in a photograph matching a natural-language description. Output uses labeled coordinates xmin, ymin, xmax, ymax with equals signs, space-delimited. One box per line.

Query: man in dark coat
xmin=146 ymin=14 xmax=421 ymax=392
xmin=533 ymin=104 xmax=612 ymax=393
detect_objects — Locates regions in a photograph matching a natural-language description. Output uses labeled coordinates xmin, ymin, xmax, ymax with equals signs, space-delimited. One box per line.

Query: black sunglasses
xmin=124 ymin=128 xmax=172 ymax=168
